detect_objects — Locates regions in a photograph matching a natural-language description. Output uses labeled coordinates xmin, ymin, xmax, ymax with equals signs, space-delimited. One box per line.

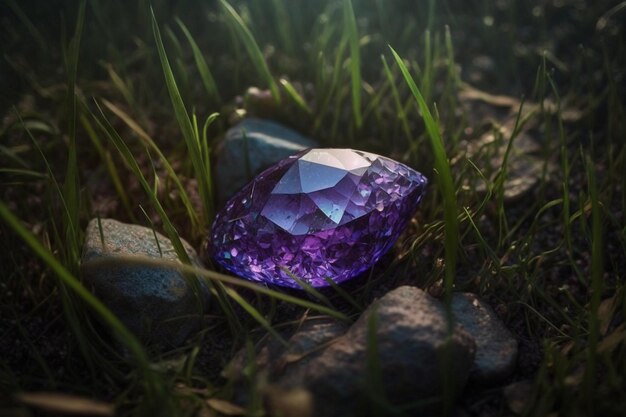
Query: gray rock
xmin=214 ymin=118 xmax=318 ymax=203
xmin=451 ymin=293 xmax=518 ymax=384
xmin=271 ymin=318 xmax=349 ymax=377
xmin=225 ymin=318 xmax=348 ymax=383
xmin=81 ymin=218 xmax=208 ymax=347
xmin=278 ymin=286 xmax=476 ymax=417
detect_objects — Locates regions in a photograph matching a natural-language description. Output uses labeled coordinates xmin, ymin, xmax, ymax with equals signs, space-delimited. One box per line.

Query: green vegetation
xmin=1 ymin=0 xmax=624 ymax=416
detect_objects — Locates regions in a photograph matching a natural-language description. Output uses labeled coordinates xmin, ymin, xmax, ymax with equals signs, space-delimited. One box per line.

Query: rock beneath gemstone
xmin=274 ymin=286 xmax=476 ymax=417
xmin=214 ymin=118 xmax=319 ymax=204
xmin=210 ymin=148 xmax=427 ymax=288
xmin=451 ymin=293 xmax=518 ymax=385
xmin=81 ymin=218 xmax=208 ymax=347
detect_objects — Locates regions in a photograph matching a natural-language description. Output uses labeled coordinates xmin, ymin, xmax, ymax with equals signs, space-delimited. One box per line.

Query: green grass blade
xmin=93 ymin=101 xmax=242 ymax=335
xmin=0 ymin=168 xmax=47 ymax=179
xmin=269 ymin=0 xmax=295 ymax=53
xmin=584 ymin=153 xmax=604 ymax=414
xmin=101 ymin=99 xmax=201 ymax=229
xmin=427 ymin=0 xmax=436 ymax=30
xmin=381 ymin=55 xmax=413 ymax=144
xmin=202 ymin=113 xmax=220 ymax=181
xmin=82 ymin=255 xmax=350 ymax=322
xmin=164 ymin=25 xmax=190 ymax=99
xmin=323 ymin=276 xmax=363 ymax=312
xmin=219 ymin=0 xmax=280 ymax=102
xmin=313 ymin=38 xmax=349 ymax=134
xmin=175 ymin=17 xmax=221 ymax=103
xmin=422 ymin=29 xmax=433 ymax=105
xmin=105 ymin=64 xmax=136 ymax=110
xmin=223 ymin=287 xmax=288 ymax=347
xmin=389 ymin=46 xmax=459 ymax=414
xmin=62 ymin=0 xmax=86 ymax=272
xmin=444 ymin=25 xmax=458 ymax=90
xmin=15 ymin=111 xmax=75 ymax=250
xmin=79 ymin=113 xmax=135 ymax=221
xmin=151 ymin=8 xmax=214 ymax=224
xmin=92 ymin=101 xmax=192 ymax=266
xmin=279 ymin=78 xmax=312 ymax=114
xmin=463 ymin=207 xmax=500 ymax=269
xmin=343 ymin=0 xmax=362 ymax=128
xmin=0 ymin=143 xmax=30 ymax=168
xmin=389 ymin=46 xmax=458 ymax=296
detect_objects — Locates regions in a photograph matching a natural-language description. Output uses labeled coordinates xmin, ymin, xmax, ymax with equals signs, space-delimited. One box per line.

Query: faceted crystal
xmin=209 ymin=148 xmax=427 ymax=288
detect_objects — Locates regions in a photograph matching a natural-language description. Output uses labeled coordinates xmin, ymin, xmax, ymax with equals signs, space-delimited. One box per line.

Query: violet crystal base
xmin=209 ymin=148 xmax=427 ymax=288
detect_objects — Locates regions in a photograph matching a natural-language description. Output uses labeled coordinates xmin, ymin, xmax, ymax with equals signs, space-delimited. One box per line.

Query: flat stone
xmin=214 ymin=118 xmax=318 ymax=204
xmin=81 ymin=218 xmax=207 ymax=347
xmin=451 ymin=293 xmax=518 ymax=384
xmin=276 ymin=286 xmax=476 ymax=417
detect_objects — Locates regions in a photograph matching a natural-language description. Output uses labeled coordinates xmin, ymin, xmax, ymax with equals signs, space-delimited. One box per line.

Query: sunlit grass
xmin=176 ymin=18 xmax=221 ymax=104
xmin=343 ymin=0 xmax=362 ymax=128
xmin=151 ymin=8 xmax=215 ymax=228
xmin=220 ymin=0 xmax=280 ymax=102
xmin=389 ymin=46 xmax=458 ymax=302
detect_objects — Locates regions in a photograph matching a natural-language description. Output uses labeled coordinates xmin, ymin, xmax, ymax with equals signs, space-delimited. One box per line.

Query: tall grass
xmin=151 ymin=8 xmax=216 ymax=227
xmin=219 ymin=0 xmax=280 ymax=102
xmin=80 ymin=113 xmax=135 ymax=220
xmin=80 ymin=255 xmax=349 ymax=321
xmin=61 ymin=0 xmax=85 ymax=273
xmin=583 ymin=152 xmax=604 ymax=416
xmin=343 ymin=0 xmax=362 ymax=128
xmin=390 ymin=46 xmax=459 ymax=416
xmin=389 ymin=47 xmax=458 ymax=301
xmin=175 ymin=18 xmax=221 ymax=104
xmin=99 ymin=99 xmax=202 ymax=233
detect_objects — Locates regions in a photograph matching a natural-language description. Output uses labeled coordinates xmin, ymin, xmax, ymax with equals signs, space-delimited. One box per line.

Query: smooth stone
xmin=81 ymin=218 xmax=207 ymax=347
xmin=214 ymin=118 xmax=318 ymax=204
xmin=275 ymin=286 xmax=476 ymax=417
xmin=451 ymin=293 xmax=518 ymax=384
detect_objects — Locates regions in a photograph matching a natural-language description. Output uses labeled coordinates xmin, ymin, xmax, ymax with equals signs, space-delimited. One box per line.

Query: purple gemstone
xmin=209 ymin=148 xmax=427 ymax=288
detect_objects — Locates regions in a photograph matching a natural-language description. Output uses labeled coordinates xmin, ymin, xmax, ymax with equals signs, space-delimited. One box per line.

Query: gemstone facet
xmin=209 ymin=148 xmax=427 ymax=288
